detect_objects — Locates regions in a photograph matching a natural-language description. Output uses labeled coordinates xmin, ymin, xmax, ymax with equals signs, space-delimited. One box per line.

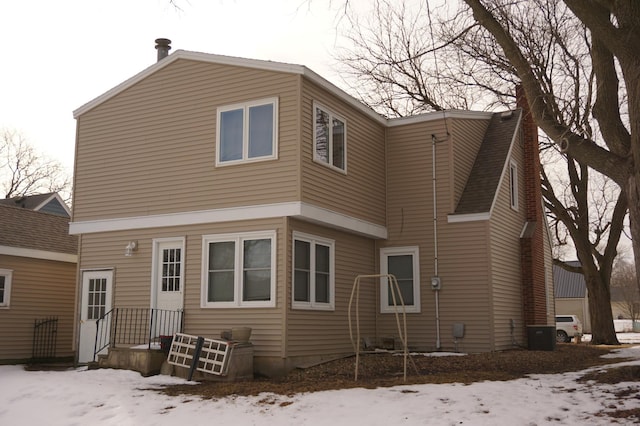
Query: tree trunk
xmin=584 ymin=272 xmax=619 ymax=345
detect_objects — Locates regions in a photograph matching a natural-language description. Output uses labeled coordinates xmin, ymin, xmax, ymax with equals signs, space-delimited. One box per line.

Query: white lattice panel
xmin=196 ymin=338 xmax=231 ymax=375
xmin=167 ymin=332 xmax=231 ymax=376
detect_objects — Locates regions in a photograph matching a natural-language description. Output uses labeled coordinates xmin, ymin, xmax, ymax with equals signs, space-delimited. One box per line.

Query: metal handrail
xmin=93 ymin=308 xmax=183 ymax=361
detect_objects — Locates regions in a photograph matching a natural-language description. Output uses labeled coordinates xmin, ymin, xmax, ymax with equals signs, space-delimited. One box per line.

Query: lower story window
xmin=380 ymin=246 xmax=420 ymax=313
xmin=0 ymin=269 xmax=13 ymax=308
xmin=292 ymin=232 xmax=335 ymax=310
xmin=202 ymin=231 xmax=276 ymax=308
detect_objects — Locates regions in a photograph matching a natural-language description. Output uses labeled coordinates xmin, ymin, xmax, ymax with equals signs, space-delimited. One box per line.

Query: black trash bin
xmin=527 ymin=325 xmax=556 ymax=351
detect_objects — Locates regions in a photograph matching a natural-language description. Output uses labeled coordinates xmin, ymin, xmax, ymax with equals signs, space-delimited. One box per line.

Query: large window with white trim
xmin=313 ymin=102 xmax=346 ymax=172
xmin=0 ymin=269 xmax=13 ymax=308
xmin=216 ymin=97 xmax=278 ymax=165
xmin=380 ymin=247 xmax=420 ymax=313
xmin=292 ymin=232 xmax=335 ymax=310
xmin=202 ymin=231 xmax=276 ymax=308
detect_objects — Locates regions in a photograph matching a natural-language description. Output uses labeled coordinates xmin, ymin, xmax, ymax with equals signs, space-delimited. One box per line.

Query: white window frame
xmin=313 ymin=102 xmax=347 ymax=173
xmin=0 ymin=269 xmax=13 ymax=308
xmin=380 ymin=246 xmax=420 ymax=313
xmin=216 ymin=97 xmax=279 ymax=166
xmin=201 ymin=231 xmax=276 ymax=308
xmin=509 ymin=160 xmax=519 ymax=211
xmin=292 ymin=232 xmax=335 ymax=311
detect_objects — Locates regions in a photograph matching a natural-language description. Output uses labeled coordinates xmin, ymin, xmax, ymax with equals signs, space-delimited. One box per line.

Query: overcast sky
xmin=1 ymin=0 xmax=363 ymax=171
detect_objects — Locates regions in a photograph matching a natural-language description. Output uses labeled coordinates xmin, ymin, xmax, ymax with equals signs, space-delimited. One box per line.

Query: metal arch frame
xmin=348 ymin=274 xmax=408 ymax=382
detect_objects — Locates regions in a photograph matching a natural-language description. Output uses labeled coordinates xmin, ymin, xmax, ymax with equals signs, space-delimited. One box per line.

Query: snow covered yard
xmin=1 ymin=343 xmax=640 ymax=425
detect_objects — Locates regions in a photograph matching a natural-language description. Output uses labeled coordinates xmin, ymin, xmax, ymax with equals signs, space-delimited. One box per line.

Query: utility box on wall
xmin=527 ymin=325 xmax=556 ymax=351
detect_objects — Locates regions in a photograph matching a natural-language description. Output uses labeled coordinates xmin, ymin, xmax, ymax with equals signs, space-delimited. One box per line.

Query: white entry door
xmin=152 ymin=240 xmax=185 ymax=337
xmin=78 ymin=270 xmax=113 ymax=363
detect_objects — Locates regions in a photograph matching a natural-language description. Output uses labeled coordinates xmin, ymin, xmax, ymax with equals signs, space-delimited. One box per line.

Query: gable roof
xmin=73 ymin=49 xmax=494 ymax=127
xmin=554 ymin=261 xmax=586 ymax=298
xmin=0 ymin=192 xmax=71 ymax=217
xmin=0 ymin=204 xmax=77 ymax=256
xmin=450 ymin=109 xmax=523 ymax=217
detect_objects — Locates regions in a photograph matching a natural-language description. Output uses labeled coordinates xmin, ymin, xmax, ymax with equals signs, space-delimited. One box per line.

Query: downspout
xmin=432 ymin=134 xmax=442 ymax=350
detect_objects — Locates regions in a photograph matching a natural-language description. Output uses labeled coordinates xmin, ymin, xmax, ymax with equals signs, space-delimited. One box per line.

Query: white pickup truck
xmin=555 ymin=315 xmax=583 ymax=342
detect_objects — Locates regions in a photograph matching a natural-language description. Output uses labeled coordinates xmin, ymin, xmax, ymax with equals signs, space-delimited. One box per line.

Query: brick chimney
xmin=155 ymin=38 xmax=172 ymax=62
xmin=516 ymin=84 xmax=548 ymax=326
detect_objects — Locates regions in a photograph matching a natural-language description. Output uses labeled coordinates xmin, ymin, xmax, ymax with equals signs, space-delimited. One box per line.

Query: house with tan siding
xmin=70 ymin=41 xmax=553 ymax=375
xmin=0 ymin=196 xmax=77 ymax=362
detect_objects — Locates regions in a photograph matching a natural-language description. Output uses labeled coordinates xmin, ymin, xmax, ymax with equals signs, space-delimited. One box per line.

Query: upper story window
xmin=292 ymin=232 xmax=335 ymax=311
xmin=313 ymin=102 xmax=347 ymax=172
xmin=509 ymin=160 xmax=519 ymax=211
xmin=380 ymin=247 xmax=420 ymax=313
xmin=216 ymin=97 xmax=278 ymax=166
xmin=201 ymin=231 xmax=276 ymax=308
xmin=0 ymin=269 xmax=13 ymax=308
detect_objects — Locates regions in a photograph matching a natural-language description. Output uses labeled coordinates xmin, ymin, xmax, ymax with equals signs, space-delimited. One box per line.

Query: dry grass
xmin=161 ymin=343 xmax=628 ymax=399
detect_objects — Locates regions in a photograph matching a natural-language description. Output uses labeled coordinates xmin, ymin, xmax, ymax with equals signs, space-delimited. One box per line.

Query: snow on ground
xmin=2 ymin=337 xmax=640 ymax=426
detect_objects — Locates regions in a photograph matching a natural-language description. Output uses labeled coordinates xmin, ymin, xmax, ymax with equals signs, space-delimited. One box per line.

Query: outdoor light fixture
xmin=124 ymin=241 xmax=138 ymax=257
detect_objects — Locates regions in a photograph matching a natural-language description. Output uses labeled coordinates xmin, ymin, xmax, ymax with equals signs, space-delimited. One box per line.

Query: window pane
xmin=294 ymin=240 xmax=310 ymax=270
xmin=244 ymin=239 xmax=271 ymax=268
xmin=248 ymin=104 xmax=274 ymax=158
xmin=294 ymin=270 xmax=310 ymax=301
xmin=0 ymin=276 xmax=4 ymax=304
xmin=220 ymin=109 xmax=243 ymax=162
xmin=332 ymin=117 xmax=345 ymax=169
xmin=316 ymin=244 xmax=330 ymax=273
xmin=388 ymin=255 xmax=413 ymax=280
xmin=243 ymin=270 xmax=271 ymax=301
xmin=388 ymin=255 xmax=414 ymax=306
xmin=315 ymin=107 xmax=329 ymax=163
xmin=315 ymin=272 xmax=329 ymax=303
xmin=209 ymin=242 xmax=235 ymax=269
xmin=208 ymin=271 xmax=234 ymax=302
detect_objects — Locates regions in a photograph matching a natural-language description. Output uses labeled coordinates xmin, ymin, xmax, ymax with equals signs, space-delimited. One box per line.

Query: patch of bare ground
xmin=579 ymin=364 xmax=640 ymax=423
xmin=160 ymin=343 xmax=628 ymax=399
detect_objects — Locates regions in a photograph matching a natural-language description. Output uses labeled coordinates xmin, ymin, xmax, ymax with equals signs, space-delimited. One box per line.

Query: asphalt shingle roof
xmin=454 ymin=109 xmax=522 ymax=215
xmin=0 ymin=204 xmax=77 ymax=254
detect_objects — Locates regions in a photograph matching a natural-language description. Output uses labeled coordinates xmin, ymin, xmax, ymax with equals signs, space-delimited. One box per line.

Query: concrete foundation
xmin=97 ymin=347 xmax=167 ymax=376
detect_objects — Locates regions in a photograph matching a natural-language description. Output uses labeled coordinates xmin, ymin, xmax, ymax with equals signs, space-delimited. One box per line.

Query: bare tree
xmin=336 ymin=0 xmax=626 ymax=344
xmin=0 ymin=128 xmax=71 ymax=201
xmin=459 ymin=1 xmax=639 ymax=344
xmin=611 ymin=260 xmax=640 ymax=323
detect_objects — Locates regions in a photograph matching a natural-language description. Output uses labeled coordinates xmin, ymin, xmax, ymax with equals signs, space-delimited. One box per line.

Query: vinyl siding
xmin=300 ymin=79 xmax=386 ymax=225
xmin=489 ymin=134 xmax=526 ymax=350
xmin=380 ymin=119 xmax=493 ymax=353
xmin=285 ymin=219 xmax=376 ymax=357
xmin=0 ymin=255 xmax=76 ymax=360
xmin=78 ymin=218 xmax=287 ymax=358
xmin=73 ymin=59 xmax=301 ymax=221
xmin=450 ymin=119 xmax=490 ymax=209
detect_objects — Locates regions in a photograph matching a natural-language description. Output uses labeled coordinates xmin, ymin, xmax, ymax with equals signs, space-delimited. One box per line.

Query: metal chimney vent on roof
xmin=155 ymin=38 xmax=172 ymax=61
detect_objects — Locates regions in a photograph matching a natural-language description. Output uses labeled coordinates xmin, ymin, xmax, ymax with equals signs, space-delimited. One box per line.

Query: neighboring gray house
xmin=0 ymin=192 xmax=71 ymax=217
xmin=554 ymin=261 xmax=591 ymax=333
